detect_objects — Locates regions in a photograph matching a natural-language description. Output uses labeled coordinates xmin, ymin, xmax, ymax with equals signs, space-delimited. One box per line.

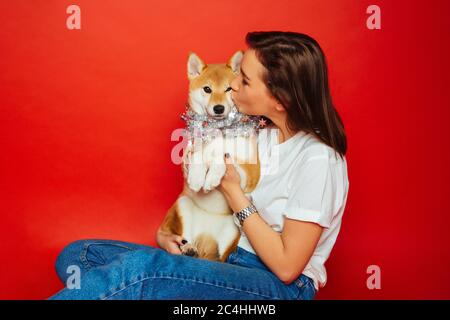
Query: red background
xmin=1 ymin=0 xmax=449 ymax=299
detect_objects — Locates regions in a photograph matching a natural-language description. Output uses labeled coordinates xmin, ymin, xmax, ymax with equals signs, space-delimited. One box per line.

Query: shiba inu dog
xmin=158 ymin=51 xmax=261 ymax=262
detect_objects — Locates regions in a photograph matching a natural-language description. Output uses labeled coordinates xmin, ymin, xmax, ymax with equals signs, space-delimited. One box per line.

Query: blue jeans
xmin=48 ymin=239 xmax=316 ymax=300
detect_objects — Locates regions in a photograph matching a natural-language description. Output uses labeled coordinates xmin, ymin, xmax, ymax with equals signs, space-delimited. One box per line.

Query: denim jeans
xmin=48 ymin=239 xmax=316 ymax=300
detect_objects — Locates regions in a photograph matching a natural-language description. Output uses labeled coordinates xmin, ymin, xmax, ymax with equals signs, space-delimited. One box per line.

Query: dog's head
xmin=186 ymin=51 xmax=243 ymax=119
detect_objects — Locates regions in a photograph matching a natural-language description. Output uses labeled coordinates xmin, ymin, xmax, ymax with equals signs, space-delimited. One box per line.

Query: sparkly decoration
xmin=258 ymin=118 xmax=267 ymax=128
xmin=180 ymin=103 xmax=261 ymax=144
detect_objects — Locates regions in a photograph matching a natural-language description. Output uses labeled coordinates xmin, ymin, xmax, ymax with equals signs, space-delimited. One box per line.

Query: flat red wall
xmin=1 ymin=0 xmax=449 ymax=299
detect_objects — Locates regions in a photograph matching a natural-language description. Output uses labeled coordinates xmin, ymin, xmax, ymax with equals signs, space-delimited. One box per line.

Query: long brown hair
xmin=246 ymin=31 xmax=347 ymax=159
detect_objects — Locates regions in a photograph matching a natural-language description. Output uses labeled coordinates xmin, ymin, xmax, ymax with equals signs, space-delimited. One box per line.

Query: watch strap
xmin=235 ymin=203 xmax=257 ymax=226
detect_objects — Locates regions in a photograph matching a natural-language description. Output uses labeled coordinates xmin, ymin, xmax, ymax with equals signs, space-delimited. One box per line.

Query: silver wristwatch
xmin=233 ymin=203 xmax=258 ymax=227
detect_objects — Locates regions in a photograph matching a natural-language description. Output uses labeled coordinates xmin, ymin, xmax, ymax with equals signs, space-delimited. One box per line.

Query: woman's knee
xmin=55 ymin=239 xmax=159 ymax=277
xmin=54 ymin=239 xmax=94 ymax=282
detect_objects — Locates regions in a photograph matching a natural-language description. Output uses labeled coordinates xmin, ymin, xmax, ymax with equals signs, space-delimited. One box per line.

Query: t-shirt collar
xmin=273 ymin=128 xmax=307 ymax=155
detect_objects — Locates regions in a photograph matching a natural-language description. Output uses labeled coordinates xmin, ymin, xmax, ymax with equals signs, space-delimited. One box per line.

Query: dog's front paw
xmin=187 ymin=165 xmax=206 ymax=192
xmin=188 ymin=175 xmax=204 ymax=193
xmin=203 ymin=163 xmax=226 ymax=192
xmin=180 ymin=243 xmax=199 ymax=258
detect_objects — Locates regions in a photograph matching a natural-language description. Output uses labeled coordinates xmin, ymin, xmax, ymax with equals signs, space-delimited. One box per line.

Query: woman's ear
xmin=275 ymin=101 xmax=285 ymax=112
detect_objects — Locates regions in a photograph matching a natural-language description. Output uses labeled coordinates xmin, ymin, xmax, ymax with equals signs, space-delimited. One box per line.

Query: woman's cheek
xmin=233 ymin=94 xmax=245 ymax=113
xmin=231 ymin=92 xmax=240 ymax=108
xmin=236 ymin=102 xmax=245 ymax=114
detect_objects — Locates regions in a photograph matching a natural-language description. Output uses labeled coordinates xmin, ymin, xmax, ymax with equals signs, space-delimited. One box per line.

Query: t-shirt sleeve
xmin=283 ymin=156 xmax=339 ymax=228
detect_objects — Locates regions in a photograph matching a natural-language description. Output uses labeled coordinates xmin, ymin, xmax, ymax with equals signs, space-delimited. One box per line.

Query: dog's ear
xmin=227 ymin=50 xmax=244 ymax=74
xmin=187 ymin=52 xmax=206 ymax=80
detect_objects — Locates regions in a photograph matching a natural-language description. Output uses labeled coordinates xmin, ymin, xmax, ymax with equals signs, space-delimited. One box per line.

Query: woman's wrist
xmin=226 ymin=186 xmax=252 ymax=213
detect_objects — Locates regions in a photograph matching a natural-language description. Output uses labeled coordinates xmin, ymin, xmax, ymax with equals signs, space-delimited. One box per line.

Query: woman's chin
xmin=236 ymin=105 xmax=246 ymax=114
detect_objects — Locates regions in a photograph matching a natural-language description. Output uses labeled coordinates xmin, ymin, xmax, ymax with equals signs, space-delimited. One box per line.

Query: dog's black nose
xmin=213 ymin=105 xmax=225 ymax=114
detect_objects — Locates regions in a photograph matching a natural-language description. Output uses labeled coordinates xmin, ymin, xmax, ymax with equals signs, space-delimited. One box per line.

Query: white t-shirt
xmin=237 ymin=126 xmax=349 ymax=291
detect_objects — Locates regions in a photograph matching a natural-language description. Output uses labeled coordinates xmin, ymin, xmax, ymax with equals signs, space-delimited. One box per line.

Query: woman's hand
xmin=156 ymin=229 xmax=186 ymax=255
xmin=218 ymin=153 xmax=251 ymax=213
xmin=217 ymin=153 xmax=241 ymax=197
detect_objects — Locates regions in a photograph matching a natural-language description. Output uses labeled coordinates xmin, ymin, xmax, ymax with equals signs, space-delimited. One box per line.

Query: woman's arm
xmin=219 ymin=154 xmax=323 ymax=285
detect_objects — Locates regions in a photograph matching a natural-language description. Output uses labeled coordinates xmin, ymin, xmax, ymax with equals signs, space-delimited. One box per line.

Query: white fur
xmin=186 ymin=134 xmax=257 ymax=193
xmin=189 ymin=88 xmax=207 ymax=116
xmin=176 ymin=195 xmax=239 ymax=257
xmin=179 ymin=134 xmax=257 ymax=258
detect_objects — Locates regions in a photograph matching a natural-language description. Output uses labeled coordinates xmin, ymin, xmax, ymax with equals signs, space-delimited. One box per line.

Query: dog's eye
xmin=225 ymin=87 xmax=232 ymax=92
xmin=203 ymin=86 xmax=212 ymax=94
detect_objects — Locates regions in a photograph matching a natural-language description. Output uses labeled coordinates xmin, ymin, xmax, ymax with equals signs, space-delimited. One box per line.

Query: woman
xmin=49 ymin=31 xmax=349 ymax=300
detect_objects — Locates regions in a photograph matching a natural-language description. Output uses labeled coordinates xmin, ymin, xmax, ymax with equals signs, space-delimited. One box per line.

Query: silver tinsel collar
xmin=180 ymin=103 xmax=266 ymax=145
